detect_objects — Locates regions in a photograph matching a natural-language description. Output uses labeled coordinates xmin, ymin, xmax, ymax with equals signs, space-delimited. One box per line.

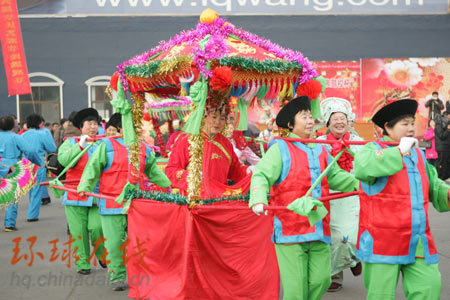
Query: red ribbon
xmin=327 ymin=132 xmax=354 ymax=172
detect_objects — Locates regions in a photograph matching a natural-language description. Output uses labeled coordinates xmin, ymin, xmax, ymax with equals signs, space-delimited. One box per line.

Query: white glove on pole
xmin=251 ymin=203 xmax=268 ymax=216
xmin=79 ymin=135 xmax=89 ymax=148
xmin=398 ymin=137 xmax=418 ymax=155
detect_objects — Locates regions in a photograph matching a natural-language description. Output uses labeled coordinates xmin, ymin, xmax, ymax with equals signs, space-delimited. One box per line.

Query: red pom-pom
xmin=296 ymin=79 xmax=322 ymax=100
xmin=110 ymin=72 xmax=120 ymax=91
xmin=143 ymin=112 xmax=151 ymax=121
xmin=209 ymin=66 xmax=232 ymax=91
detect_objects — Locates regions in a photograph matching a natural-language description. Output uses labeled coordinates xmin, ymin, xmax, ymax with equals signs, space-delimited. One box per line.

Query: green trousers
xmin=65 ymin=205 xmax=104 ymax=271
xmin=275 ymin=241 xmax=331 ymax=300
xmin=100 ymin=214 xmax=127 ymax=283
xmin=363 ymin=259 xmax=441 ymax=300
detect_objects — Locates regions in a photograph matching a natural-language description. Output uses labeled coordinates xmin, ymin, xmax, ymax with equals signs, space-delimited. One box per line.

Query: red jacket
xmin=166 ymin=132 xmax=250 ymax=198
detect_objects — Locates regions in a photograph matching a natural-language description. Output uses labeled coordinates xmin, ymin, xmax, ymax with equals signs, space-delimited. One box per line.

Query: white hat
xmin=263 ymin=106 xmax=271 ymax=111
xmin=320 ymin=97 xmax=353 ymax=125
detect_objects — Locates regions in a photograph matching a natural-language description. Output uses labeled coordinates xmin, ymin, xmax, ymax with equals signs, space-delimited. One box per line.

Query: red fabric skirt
xmin=127 ymin=199 xmax=280 ymax=300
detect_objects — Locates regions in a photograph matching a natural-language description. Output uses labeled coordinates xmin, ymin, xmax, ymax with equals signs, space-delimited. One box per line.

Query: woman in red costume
xmin=166 ymin=99 xmax=250 ymax=198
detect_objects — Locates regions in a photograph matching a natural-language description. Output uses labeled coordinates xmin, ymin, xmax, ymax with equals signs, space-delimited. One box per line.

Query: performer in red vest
xmin=58 ymin=108 xmax=105 ymax=275
xmin=249 ymin=96 xmax=359 ymax=300
xmin=77 ymin=113 xmax=171 ymax=291
xmin=354 ymin=98 xmax=450 ymax=300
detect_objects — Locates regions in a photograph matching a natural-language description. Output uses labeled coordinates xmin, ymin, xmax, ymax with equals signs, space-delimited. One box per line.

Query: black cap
xmin=72 ymin=108 xmax=99 ymax=129
xmin=106 ymin=113 xmax=122 ymax=130
xmin=372 ymin=99 xmax=417 ymax=129
xmin=276 ymin=96 xmax=311 ymax=129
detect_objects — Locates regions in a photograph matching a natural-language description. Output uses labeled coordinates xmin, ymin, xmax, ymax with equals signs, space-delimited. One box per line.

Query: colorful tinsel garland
xmin=124 ymin=188 xmax=250 ymax=205
xmin=117 ymin=15 xmax=316 ymax=91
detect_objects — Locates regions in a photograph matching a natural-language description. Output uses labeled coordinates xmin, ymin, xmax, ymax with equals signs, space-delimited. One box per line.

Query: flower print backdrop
xmin=362 ymin=58 xmax=450 ymax=137
xmin=247 ymin=58 xmax=450 ymax=139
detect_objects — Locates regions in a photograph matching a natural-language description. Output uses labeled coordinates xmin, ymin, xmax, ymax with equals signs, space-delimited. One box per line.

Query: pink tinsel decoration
xmin=150 ymin=96 xmax=191 ymax=109
xmin=117 ymin=16 xmax=316 ymax=91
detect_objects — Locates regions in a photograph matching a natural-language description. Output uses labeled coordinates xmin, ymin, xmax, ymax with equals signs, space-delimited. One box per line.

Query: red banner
xmin=0 ymin=0 xmax=31 ymax=96
xmin=127 ymin=199 xmax=280 ymax=300
xmin=315 ymin=61 xmax=361 ymax=120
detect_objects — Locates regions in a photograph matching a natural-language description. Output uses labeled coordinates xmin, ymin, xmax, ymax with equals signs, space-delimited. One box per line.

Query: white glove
xmin=79 ymin=135 xmax=89 ymax=148
xmin=398 ymin=137 xmax=418 ymax=155
xmin=246 ymin=165 xmax=255 ymax=175
xmin=251 ymin=203 xmax=267 ymax=216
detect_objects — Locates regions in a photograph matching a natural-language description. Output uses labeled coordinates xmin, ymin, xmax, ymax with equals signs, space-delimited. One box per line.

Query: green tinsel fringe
xmin=124 ymin=188 xmax=250 ymax=206
xmin=218 ymin=57 xmax=303 ymax=74
xmin=123 ymin=56 xmax=304 ymax=78
xmin=124 ymin=60 xmax=161 ymax=78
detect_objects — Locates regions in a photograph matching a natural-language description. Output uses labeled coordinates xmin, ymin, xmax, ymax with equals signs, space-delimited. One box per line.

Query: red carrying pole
xmin=62 ymin=134 xmax=123 ymax=142
xmin=49 ymin=185 xmax=116 ymax=202
xmin=194 ymin=191 xmax=359 ymax=211
xmin=275 ymin=137 xmax=399 ymax=146
xmin=39 ymin=180 xmax=79 ymax=186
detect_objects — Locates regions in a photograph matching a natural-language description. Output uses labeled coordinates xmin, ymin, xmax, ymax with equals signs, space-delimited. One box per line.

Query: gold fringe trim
xmin=130 ymin=93 xmax=145 ymax=171
xmin=279 ymin=128 xmax=290 ymax=138
xmin=186 ymin=131 xmax=204 ymax=205
xmin=156 ymin=57 xmax=192 ymax=76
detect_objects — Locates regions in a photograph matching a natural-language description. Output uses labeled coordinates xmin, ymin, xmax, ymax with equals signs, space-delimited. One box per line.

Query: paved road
xmin=1 ymin=192 xmax=449 ymax=300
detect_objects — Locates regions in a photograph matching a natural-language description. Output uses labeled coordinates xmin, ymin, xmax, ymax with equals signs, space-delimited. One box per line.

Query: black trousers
xmin=436 ymin=152 xmax=450 ymax=180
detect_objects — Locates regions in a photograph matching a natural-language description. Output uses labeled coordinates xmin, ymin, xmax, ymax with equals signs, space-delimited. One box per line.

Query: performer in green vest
xmin=58 ymin=108 xmax=105 ymax=275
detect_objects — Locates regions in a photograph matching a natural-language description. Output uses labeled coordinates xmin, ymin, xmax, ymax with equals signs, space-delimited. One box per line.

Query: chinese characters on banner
xmin=0 ymin=0 xmax=31 ymax=96
xmin=315 ymin=61 xmax=361 ymax=120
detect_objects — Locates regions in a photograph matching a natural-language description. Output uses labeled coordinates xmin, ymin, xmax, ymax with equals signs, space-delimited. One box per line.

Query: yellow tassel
xmin=277 ymin=79 xmax=288 ymax=103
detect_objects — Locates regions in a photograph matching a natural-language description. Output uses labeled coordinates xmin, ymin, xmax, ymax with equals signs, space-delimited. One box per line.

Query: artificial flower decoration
xmin=296 ymin=79 xmax=322 ymax=100
xmin=209 ymin=66 xmax=233 ymax=91
xmin=110 ymin=71 xmax=120 ymax=91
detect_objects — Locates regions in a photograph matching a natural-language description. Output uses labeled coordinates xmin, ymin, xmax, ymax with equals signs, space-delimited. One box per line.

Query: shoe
xmin=41 ymin=197 xmax=51 ymax=205
xmin=350 ymin=262 xmax=362 ymax=276
xmin=77 ymin=269 xmax=91 ymax=275
xmin=27 ymin=218 xmax=39 ymax=222
xmin=99 ymin=260 xmax=107 ymax=269
xmin=327 ymin=282 xmax=342 ymax=292
xmin=4 ymin=226 xmax=17 ymax=232
xmin=111 ymin=281 xmax=127 ymax=291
